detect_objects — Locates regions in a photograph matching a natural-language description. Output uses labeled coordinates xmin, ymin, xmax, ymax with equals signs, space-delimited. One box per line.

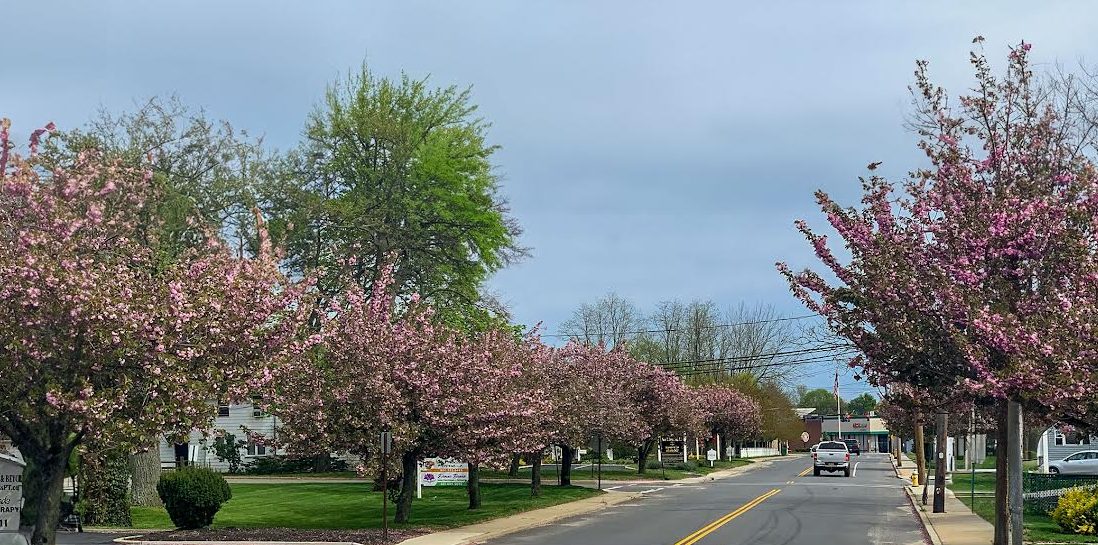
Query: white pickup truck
xmin=812 ymin=440 xmax=851 ymax=477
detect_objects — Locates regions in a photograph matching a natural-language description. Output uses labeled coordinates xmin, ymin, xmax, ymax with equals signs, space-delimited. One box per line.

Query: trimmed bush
xmin=156 ymin=467 xmax=232 ymax=529
xmin=1050 ymin=486 xmax=1098 ymax=535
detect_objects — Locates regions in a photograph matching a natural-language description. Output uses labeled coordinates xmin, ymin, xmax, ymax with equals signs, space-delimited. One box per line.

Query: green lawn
xmin=480 ymin=459 xmax=752 ymax=481
xmin=130 ymin=483 xmax=601 ymax=530
xmin=948 ymin=479 xmax=1098 ymax=543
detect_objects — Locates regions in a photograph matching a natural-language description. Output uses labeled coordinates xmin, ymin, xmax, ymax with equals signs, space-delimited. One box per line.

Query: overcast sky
xmin=6 ymin=1 xmax=1096 ymax=395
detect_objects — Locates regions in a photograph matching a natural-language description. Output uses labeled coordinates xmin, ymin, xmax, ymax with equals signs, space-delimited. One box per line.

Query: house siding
xmin=159 ymin=401 xmax=280 ymax=472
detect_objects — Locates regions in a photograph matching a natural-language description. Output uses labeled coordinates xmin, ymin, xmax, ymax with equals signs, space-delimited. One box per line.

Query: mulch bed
xmin=140 ymin=528 xmax=427 ymax=544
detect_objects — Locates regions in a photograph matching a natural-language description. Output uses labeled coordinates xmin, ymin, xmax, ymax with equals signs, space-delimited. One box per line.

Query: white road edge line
xmin=604 ymin=485 xmax=624 ymax=490
xmin=852 ymin=461 xmax=861 ymax=477
xmin=639 ymin=487 xmax=666 ymax=494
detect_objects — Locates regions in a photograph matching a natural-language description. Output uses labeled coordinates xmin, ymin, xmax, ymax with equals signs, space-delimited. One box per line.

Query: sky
xmin=6 ymin=1 xmax=1097 ymax=397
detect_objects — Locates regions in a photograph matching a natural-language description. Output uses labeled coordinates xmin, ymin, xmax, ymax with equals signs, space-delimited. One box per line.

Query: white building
xmin=158 ymin=400 xmax=281 ymax=472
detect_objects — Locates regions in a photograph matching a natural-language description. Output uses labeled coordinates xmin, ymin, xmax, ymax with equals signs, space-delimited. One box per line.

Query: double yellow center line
xmin=797 ymin=466 xmax=812 ymax=477
xmin=670 ymin=488 xmax=781 ymax=545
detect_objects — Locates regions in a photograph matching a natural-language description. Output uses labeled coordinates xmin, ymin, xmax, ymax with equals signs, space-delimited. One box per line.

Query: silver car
xmin=1048 ymin=450 xmax=1098 ymax=475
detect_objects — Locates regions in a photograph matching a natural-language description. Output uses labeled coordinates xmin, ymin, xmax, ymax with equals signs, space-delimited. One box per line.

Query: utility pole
xmin=380 ymin=430 xmax=391 ymax=542
xmin=834 ymin=370 xmax=842 ymax=440
xmin=933 ymin=411 xmax=948 ymax=513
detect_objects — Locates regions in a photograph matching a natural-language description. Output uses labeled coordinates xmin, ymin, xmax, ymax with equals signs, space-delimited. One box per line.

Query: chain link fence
xmin=1023 ymin=473 xmax=1098 ymax=515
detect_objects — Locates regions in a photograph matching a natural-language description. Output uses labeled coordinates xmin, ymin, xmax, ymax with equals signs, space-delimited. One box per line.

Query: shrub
xmin=1051 ymin=486 xmax=1098 ymax=535
xmin=156 ymin=467 xmax=232 ymax=529
xmin=243 ymin=454 xmax=349 ymax=474
xmin=211 ymin=432 xmax=245 ymax=474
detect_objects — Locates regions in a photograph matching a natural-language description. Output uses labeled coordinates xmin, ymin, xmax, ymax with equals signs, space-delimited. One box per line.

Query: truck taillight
xmin=812 ymin=452 xmax=817 ymax=459
xmin=845 ymin=453 xmax=850 ymax=461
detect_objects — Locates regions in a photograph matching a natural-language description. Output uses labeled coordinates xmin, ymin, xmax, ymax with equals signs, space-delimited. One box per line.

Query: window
xmin=1067 ymin=453 xmax=1087 ymax=461
xmin=819 ymin=442 xmax=847 ymax=450
xmin=246 ymin=442 xmax=267 ymax=456
xmin=217 ymin=404 xmax=230 ymax=417
xmin=251 ymin=395 xmax=265 ymax=418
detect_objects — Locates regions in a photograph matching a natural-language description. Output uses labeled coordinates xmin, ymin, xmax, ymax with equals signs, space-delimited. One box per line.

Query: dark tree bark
xmin=467 ymin=463 xmax=481 ymax=510
xmin=914 ymin=418 xmax=928 ymax=487
xmin=507 ymin=453 xmax=521 ymax=478
xmin=559 ymin=445 xmax=574 ymax=486
xmin=994 ymin=400 xmax=1008 ymax=545
xmin=636 ymin=439 xmax=655 ymax=475
xmin=394 ymin=449 xmax=420 ymax=523
xmin=30 ymin=447 xmax=72 ymax=545
xmin=530 ymin=452 xmax=542 ymax=497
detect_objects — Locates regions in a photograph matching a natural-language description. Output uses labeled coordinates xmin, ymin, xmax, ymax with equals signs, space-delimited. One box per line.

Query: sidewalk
xmin=397 ymin=455 xmax=794 ymax=545
xmin=893 ymin=456 xmax=993 ymax=545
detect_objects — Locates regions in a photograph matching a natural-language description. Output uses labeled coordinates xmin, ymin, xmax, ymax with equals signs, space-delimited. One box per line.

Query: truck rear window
xmin=819 ymin=442 xmax=847 ymax=450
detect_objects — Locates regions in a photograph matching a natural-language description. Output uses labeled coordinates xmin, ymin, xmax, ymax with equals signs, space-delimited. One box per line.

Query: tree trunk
xmin=914 ymin=420 xmax=927 ymax=487
xmin=129 ymin=439 xmax=161 ymax=507
xmin=530 ymin=452 xmax=542 ymax=497
xmin=994 ymin=400 xmax=1008 ymax=545
xmin=1006 ymin=400 xmax=1024 ymax=545
xmin=467 ymin=463 xmax=481 ymax=510
xmin=637 ymin=440 xmax=654 ymax=475
xmin=30 ymin=449 xmax=70 ymax=545
xmin=559 ymin=445 xmax=574 ymax=486
xmin=933 ymin=412 xmax=948 ymax=513
xmin=394 ymin=450 xmax=419 ymax=523
xmin=507 ymin=453 xmax=521 ymax=478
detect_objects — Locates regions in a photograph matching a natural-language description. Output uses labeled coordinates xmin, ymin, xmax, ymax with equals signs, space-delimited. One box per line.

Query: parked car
xmin=813 ymin=440 xmax=851 ymax=477
xmin=842 ymin=439 xmax=861 ymax=455
xmin=1048 ymin=450 xmax=1098 ymax=475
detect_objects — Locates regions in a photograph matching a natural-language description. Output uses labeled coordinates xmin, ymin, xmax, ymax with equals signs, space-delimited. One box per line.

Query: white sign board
xmin=0 ymin=454 xmax=25 ymax=533
xmin=418 ymin=458 xmax=468 ymax=487
xmin=706 ymin=449 xmax=717 ymax=461
xmin=801 ymin=431 xmax=810 ymax=443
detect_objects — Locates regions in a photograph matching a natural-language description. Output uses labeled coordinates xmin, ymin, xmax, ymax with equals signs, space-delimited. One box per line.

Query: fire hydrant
xmin=910 ymin=473 xmax=919 ymax=486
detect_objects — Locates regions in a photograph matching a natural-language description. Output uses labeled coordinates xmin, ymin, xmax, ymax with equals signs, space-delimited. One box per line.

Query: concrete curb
xmin=904 ymin=486 xmax=944 ymax=545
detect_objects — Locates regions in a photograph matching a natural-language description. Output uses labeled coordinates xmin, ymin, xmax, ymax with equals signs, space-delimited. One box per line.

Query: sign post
xmin=0 ymin=454 xmax=27 ymax=545
xmin=706 ymin=449 xmax=717 ymax=468
xmin=380 ymin=431 xmax=391 ymax=543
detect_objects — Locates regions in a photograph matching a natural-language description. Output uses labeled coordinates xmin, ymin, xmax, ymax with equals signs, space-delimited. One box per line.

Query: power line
xmin=544 ymin=313 xmax=820 ymax=339
xmin=650 ymin=345 xmax=856 ymax=371
xmin=666 ymin=351 xmax=861 ymax=377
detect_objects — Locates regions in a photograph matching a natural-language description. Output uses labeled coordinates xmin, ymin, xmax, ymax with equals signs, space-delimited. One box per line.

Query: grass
xmin=948 ymin=478 xmax=1098 ymax=543
xmin=479 ymin=458 xmax=752 ymax=481
xmin=129 ymin=482 xmax=601 ymax=530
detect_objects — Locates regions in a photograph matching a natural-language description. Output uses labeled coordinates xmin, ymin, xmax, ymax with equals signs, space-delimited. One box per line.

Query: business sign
xmin=659 ymin=440 xmax=684 ymax=457
xmin=0 ymin=454 xmax=25 ymax=533
xmin=852 ymin=422 xmax=867 ymax=429
xmin=418 ymin=458 xmax=468 ymax=487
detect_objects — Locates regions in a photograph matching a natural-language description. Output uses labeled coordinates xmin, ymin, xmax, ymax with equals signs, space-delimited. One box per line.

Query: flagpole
xmin=835 ymin=370 xmax=841 ymax=440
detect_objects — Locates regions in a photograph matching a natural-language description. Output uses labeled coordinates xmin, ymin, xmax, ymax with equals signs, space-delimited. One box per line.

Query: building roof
xmin=795 ymin=408 xmax=817 ymax=418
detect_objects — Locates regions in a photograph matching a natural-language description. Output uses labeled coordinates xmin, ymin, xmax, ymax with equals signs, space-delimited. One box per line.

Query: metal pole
xmin=934 ymin=411 xmax=948 ymax=513
xmin=381 ymin=450 xmax=388 ymax=542
xmin=597 ymin=432 xmax=603 ymax=490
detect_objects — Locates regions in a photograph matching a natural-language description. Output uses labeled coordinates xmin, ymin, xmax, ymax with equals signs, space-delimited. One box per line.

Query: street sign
xmin=706 ymin=449 xmax=717 ymax=461
xmin=801 ymin=431 xmax=810 ymax=443
xmin=0 ymin=454 xmax=25 ymax=539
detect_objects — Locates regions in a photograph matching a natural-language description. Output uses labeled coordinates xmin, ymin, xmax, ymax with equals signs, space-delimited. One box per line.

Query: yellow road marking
xmin=671 ymin=488 xmax=781 ymax=545
xmin=797 ymin=466 xmax=812 ymax=477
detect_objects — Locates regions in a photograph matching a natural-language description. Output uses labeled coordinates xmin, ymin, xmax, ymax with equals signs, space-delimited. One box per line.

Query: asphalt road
xmin=487 ymin=453 xmax=928 ymax=545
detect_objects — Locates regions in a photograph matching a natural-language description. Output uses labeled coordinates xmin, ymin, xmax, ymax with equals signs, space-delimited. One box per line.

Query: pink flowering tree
xmin=0 ymin=121 xmax=307 ymax=545
xmin=543 ymin=342 xmax=648 ymax=486
xmin=620 ymin=361 xmax=701 ymax=474
xmin=434 ymin=329 xmax=553 ymax=509
xmin=778 ymin=42 xmax=1098 ymax=543
xmin=693 ymin=385 xmax=762 ymax=454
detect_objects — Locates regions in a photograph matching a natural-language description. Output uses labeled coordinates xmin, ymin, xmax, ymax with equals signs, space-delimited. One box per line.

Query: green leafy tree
xmin=263 ymin=65 xmax=525 ymax=328
xmin=847 ymin=393 xmax=878 ymax=416
xmin=798 ymin=388 xmax=846 ymax=416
